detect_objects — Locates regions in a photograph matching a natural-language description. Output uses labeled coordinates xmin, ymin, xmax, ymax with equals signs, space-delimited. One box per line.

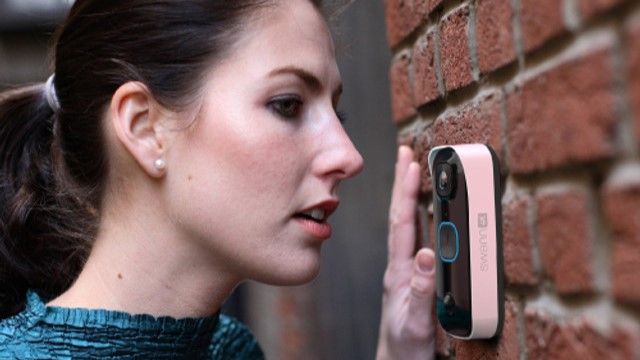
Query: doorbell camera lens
xmin=436 ymin=163 xmax=455 ymax=197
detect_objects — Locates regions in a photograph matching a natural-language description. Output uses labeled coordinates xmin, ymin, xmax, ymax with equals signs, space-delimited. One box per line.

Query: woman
xmin=0 ymin=0 xmax=436 ymax=358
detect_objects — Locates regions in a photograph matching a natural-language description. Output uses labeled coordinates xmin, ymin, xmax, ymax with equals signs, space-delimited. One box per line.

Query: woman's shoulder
xmin=210 ymin=314 xmax=265 ymax=359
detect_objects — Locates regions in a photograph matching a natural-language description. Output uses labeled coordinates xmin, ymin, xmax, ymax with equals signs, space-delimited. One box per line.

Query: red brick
xmin=525 ymin=309 xmax=559 ymax=360
xmin=609 ymin=326 xmax=640 ymax=360
xmin=506 ymin=48 xmax=616 ymax=174
xmin=439 ymin=5 xmax=474 ymax=92
xmin=525 ymin=310 xmax=640 ymax=359
xmin=502 ymin=196 xmax=538 ymax=286
xmin=432 ymin=90 xmax=504 ymax=162
xmin=476 ymin=0 xmax=517 ymax=74
xmin=602 ymin=183 xmax=640 ymax=306
xmin=579 ymin=0 xmax=626 ymax=21
xmin=536 ymin=191 xmax=594 ymax=295
xmin=428 ymin=0 xmax=444 ymax=15
xmin=419 ymin=91 xmax=503 ymax=195
xmin=412 ymin=29 xmax=441 ymax=107
xmin=384 ymin=0 xmax=429 ymax=48
xmin=627 ymin=19 xmax=640 ymax=146
xmin=390 ymin=52 xmax=416 ymax=123
xmin=435 ymin=322 xmax=451 ymax=357
xmin=520 ymin=0 xmax=566 ymax=53
xmin=415 ymin=126 xmax=434 ymax=194
xmin=454 ymin=300 xmax=520 ymax=359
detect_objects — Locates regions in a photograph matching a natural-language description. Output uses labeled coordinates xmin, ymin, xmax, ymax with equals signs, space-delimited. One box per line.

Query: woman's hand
xmin=376 ymin=146 xmax=436 ymax=360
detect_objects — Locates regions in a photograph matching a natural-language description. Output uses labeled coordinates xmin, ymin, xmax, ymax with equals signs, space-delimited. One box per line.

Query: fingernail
xmin=418 ymin=252 xmax=435 ymax=273
xmin=398 ymin=146 xmax=408 ymax=160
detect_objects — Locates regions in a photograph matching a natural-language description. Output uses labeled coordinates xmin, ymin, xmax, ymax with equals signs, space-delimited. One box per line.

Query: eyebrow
xmin=267 ymin=66 xmax=343 ymax=97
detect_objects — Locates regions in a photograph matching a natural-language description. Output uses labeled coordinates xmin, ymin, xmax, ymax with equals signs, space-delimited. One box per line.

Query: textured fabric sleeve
xmin=209 ymin=314 xmax=265 ymax=360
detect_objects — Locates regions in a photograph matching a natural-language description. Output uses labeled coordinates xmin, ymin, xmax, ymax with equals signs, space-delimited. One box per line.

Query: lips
xmin=293 ymin=199 xmax=339 ymax=239
xmin=294 ymin=199 xmax=339 ymax=223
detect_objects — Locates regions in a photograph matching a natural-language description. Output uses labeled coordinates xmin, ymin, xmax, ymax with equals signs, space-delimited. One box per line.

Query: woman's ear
xmin=109 ymin=82 xmax=169 ymax=178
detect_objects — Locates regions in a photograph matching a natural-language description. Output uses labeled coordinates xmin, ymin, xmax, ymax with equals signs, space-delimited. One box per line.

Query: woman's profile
xmin=0 ymin=0 xmax=436 ymax=358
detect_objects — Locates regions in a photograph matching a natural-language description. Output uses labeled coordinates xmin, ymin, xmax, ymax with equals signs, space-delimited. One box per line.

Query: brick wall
xmin=385 ymin=0 xmax=640 ymax=358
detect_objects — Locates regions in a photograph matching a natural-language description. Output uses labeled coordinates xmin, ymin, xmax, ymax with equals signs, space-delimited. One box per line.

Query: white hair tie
xmin=44 ymin=75 xmax=61 ymax=113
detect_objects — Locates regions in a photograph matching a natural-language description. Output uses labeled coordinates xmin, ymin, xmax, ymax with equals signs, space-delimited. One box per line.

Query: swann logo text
xmin=478 ymin=213 xmax=489 ymax=272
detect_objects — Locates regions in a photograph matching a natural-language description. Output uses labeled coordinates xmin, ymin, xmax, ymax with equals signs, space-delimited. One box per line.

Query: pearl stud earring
xmin=154 ymin=158 xmax=166 ymax=171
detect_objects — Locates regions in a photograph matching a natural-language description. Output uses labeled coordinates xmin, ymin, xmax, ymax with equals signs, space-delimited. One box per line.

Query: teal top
xmin=0 ymin=290 xmax=264 ymax=359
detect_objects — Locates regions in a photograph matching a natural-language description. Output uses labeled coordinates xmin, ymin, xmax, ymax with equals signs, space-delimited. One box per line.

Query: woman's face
xmin=164 ymin=0 xmax=363 ymax=285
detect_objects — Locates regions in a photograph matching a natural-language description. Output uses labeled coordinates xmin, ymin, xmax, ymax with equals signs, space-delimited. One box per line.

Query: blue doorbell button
xmin=437 ymin=222 xmax=459 ymax=263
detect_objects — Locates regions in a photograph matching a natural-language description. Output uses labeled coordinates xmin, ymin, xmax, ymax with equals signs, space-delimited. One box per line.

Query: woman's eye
xmin=269 ymin=96 xmax=303 ymax=119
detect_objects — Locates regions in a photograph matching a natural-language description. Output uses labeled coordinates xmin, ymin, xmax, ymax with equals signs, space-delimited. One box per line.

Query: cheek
xmin=167 ymin=107 xmax=307 ymax=237
xmin=164 ymin=109 xmax=324 ymax=284
xmin=198 ymin=115 xmax=302 ymax=197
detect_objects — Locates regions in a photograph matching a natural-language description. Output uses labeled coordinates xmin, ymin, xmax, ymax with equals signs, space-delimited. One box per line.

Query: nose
xmin=314 ymin=117 xmax=364 ymax=181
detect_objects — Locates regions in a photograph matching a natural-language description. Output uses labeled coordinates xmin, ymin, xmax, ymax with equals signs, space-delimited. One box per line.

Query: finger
xmin=406 ymin=248 xmax=436 ymax=339
xmin=389 ymin=161 xmax=421 ymax=262
xmin=390 ymin=146 xmax=413 ymax=209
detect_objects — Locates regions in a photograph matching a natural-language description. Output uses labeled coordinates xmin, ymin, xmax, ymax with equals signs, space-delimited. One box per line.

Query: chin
xmin=252 ymin=250 xmax=322 ymax=286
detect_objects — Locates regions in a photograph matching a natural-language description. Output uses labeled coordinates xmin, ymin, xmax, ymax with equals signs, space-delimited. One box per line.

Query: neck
xmin=47 ymin=185 xmax=240 ymax=318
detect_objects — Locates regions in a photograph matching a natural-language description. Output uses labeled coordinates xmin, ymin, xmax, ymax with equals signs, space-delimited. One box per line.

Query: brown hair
xmin=0 ymin=0 xmax=324 ymax=319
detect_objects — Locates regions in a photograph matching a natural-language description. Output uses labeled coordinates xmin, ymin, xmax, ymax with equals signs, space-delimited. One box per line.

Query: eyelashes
xmin=268 ymin=95 xmax=347 ymax=124
xmin=268 ymin=95 xmax=303 ymax=119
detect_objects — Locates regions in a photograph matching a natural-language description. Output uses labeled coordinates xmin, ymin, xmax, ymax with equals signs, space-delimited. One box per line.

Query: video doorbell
xmin=428 ymin=144 xmax=504 ymax=339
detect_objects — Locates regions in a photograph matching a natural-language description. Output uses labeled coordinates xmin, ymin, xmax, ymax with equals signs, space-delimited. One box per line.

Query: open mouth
xmin=293 ymin=209 xmax=326 ymax=223
xmin=293 ymin=210 xmax=332 ymax=239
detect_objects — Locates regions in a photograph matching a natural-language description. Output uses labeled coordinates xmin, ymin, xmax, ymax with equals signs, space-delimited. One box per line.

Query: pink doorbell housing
xmin=428 ymin=144 xmax=504 ymax=340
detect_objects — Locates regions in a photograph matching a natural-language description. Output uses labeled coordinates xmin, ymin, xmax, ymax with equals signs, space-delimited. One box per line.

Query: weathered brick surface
xmin=419 ymin=91 xmax=504 ymax=194
xmin=579 ymin=0 xmax=626 ymax=21
xmin=384 ymin=0 xmax=429 ymax=48
xmin=507 ymin=48 xmax=616 ymax=174
xmin=602 ymin=183 xmax=640 ymax=306
xmin=432 ymin=90 xmax=504 ymax=162
xmin=476 ymin=0 xmax=516 ymax=74
xmin=415 ymin=126 xmax=434 ymax=194
xmin=520 ymin=0 xmax=566 ymax=53
xmin=439 ymin=5 xmax=474 ymax=91
xmin=502 ymin=196 xmax=538 ymax=286
xmin=384 ymin=1 xmax=640 ymax=359
xmin=412 ymin=29 xmax=441 ymax=107
xmin=435 ymin=322 xmax=451 ymax=357
xmin=536 ymin=191 xmax=594 ymax=295
xmin=428 ymin=0 xmax=443 ymax=15
xmin=390 ymin=52 xmax=416 ymax=123
xmin=525 ymin=310 xmax=640 ymax=359
xmin=627 ymin=18 xmax=640 ymax=145
xmin=454 ymin=300 xmax=519 ymax=359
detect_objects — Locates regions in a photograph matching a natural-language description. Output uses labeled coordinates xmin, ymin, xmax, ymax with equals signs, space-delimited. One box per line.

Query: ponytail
xmin=0 ymin=85 xmax=95 ymax=318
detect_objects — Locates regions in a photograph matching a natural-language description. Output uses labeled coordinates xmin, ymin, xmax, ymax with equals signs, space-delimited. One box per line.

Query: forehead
xmin=215 ymin=0 xmax=340 ymax=85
